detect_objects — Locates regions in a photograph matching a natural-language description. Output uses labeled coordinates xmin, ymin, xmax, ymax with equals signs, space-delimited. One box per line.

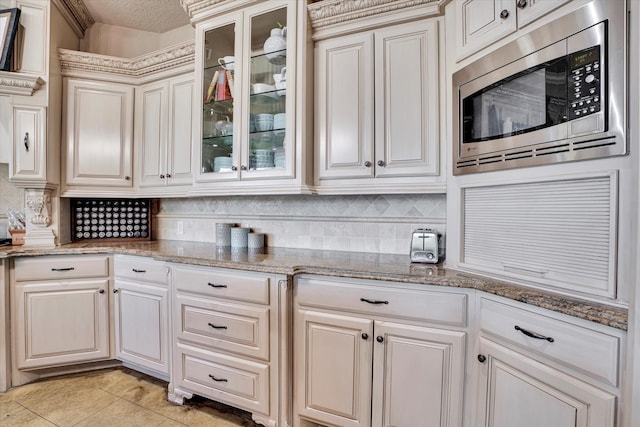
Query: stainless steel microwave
xmin=453 ymin=0 xmax=626 ymax=175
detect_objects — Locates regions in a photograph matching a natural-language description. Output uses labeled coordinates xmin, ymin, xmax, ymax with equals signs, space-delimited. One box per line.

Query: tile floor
xmin=0 ymin=367 xmax=259 ymax=426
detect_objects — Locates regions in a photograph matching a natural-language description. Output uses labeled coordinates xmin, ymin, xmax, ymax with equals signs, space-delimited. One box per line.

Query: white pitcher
xmin=264 ymin=27 xmax=287 ymax=63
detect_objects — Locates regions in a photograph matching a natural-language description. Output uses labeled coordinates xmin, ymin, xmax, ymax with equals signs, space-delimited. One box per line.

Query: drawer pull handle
xmin=360 ymin=297 xmax=389 ymax=305
xmin=51 ymin=267 xmax=75 ymax=272
xmin=208 ymin=374 xmax=228 ymax=382
xmin=515 ymin=325 xmax=554 ymax=342
xmin=208 ymin=322 xmax=228 ymax=330
xmin=208 ymin=282 xmax=227 ymax=289
xmin=132 ymin=268 xmax=146 ymax=273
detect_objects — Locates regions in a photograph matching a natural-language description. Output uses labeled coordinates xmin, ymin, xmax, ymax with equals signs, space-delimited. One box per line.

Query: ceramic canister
xmin=216 ymin=223 xmax=236 ymax=247
xmin=231 ymin=227 xmax=250 ymax=248
xmin=248 ymin=232 xmax=265 ymax=249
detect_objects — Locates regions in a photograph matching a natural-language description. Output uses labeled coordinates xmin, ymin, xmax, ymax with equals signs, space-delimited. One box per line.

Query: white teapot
xmin=264 ymin=26 xmax=287 ymax=63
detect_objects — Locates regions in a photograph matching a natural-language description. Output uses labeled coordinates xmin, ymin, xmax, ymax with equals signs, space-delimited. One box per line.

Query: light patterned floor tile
xmin=74 ymin=398 xmax=167 ymax=427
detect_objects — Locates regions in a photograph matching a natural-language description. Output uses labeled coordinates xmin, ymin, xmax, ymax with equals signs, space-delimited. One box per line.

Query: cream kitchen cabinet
xmin=10 ymin=104 xmax=46 ymax=183
xmin=169 ymin=264 xmax=289 ymax=427
xmin=188 ymin=0 xmax=313 ymax=195
xmin=455 ymin=0 xmax=571 ymax=61
xmin=136 ymin=74 xmax=194 ymax=192
xmin=63 ymin=78 xmax=134 ymax=189
xmin=113 ymin=255 xmax=171 ymax=379
xmin=314 ymin=18 xmax=443 ymax=194
xmin=295 ymin=276 xmax=467 ymax=427
xmin=12 ymin=255 xmax=112 ymax=371
xmin=474 ymin=295 xmax=622 ymax=427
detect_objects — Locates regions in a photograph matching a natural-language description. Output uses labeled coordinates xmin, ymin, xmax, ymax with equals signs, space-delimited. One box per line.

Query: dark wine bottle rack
xmin=71 ymin=198 xmax=152 ymax=242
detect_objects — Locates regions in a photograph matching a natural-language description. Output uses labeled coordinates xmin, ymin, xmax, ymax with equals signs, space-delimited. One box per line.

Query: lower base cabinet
xmin=13 ymin=256 xmax=112 ymax=371
xmin=114 ymin=255 xmax=171 ymax=378
xmin=168 ymin=264 xmax=288 ymax=427
xmin=295 ymin=276 xmax=467 ymax=427
xmin=476 ymin=338 xmax=616 ymax=427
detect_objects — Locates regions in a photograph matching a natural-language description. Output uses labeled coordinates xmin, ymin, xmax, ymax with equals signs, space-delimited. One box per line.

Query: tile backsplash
xmin=156 ymin=194 xmax=446 ymax=255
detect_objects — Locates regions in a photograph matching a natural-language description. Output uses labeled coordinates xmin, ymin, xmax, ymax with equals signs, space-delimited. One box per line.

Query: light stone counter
xmin=0 ymin=240 xmax=627 ymax=330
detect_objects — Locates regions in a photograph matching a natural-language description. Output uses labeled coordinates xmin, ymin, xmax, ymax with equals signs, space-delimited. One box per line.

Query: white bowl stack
xmin=213 ymin=156 xmax=232 ymax=172
xmin=253 ymin=149 xmax=275 ymax=168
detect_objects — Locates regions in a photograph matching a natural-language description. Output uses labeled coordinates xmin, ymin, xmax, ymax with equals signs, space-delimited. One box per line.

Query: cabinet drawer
xmin=14 ymin=255 xmax=110 ymax=281
xmin=173 ymin=265 xmax=270 ymax=305
xmin=176 ymin=294 xmax=270 ymax=360
xmin=479 ymin=297 xmax=621 ymax=387
xmin=297 ymin=277 xmax=467 ymax=327
xmin=176 ymin=343 xmax=269 ymax=415
xmin=115 ymin=255 xmax=169 ymax=284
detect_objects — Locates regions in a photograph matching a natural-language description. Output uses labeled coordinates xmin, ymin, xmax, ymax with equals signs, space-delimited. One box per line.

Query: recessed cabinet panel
xmin=65 ymin=79 xmax=133 ymax=187
xmin=316 ymin=33 xmax=374 ymax=180
xmin=11 ymin=105 xmax=46 ymax=181
xmin=169 ymin=77 xmax=194 ymax=184
xmin=455 ymin=0 xmax=516 ymax=61
xmin=15 ymin=279 xmax=110 ymax=369
xmin=478 ymin=338 xmax=616 ymax=427
xmin=372 ymin=322 xmax=466 ymax=427
xmin=298 ymin=310 xmax=373 ymax=427
xmin=375 ymin=21 xmax=439 ymax=178
xmin=15 ymin=0 xmax=48 ymax=76
xmin=138 ymin=82 xmax=168 ymax=187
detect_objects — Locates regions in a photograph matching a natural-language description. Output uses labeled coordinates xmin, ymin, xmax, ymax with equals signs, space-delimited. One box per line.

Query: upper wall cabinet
xmin=136 ymin=74 xmax=194 ymax=192
xmin=187 ymin=0 xmax=313 ymax=196
xmin=58 ymin=43 xmax=195 ymax=197
xmin=63 ymin=78 xmax=134 ymax=189
xmin=455 ymin=0 xmax=570 ymax=61
xmin=308 ymin=0 xmax=448 ymax=195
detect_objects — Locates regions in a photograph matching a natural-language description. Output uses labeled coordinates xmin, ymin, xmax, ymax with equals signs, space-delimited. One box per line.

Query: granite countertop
xmin=0 ymin=240 xmax=627 ymax=330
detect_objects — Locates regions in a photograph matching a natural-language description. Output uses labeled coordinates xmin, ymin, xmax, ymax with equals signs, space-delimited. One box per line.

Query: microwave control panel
xmin=568 ymin=46 xmax=601 ymax=120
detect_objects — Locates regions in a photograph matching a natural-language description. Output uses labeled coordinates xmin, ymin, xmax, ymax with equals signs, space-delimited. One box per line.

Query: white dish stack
xmin=213 ymin=156 xmax=232 ymax=172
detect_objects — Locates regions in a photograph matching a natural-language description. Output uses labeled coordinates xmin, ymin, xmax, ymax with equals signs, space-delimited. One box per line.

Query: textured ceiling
xmin=83 ymin=0 xmax=191 ymax=33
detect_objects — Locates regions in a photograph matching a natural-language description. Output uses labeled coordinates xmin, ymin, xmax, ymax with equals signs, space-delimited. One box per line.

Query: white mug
xmin=218 ymin=56 xmax=235 ymax=71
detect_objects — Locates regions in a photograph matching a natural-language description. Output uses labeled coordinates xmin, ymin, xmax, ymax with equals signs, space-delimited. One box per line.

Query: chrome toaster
xmin=410 ymin=228 xmax=442 ymax=263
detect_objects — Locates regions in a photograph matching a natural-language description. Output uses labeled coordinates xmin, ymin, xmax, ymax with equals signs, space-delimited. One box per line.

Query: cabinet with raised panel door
xmin=12 ymin=255 xmax=111 ymax=373
xmin=455 ymin=0 xmax=571 ymax=61
xmin=136 ymin=74 xmax=194 ymax=191
xmin=314 ymin=18 xmax=443 ymax=194
xmin=113 ymin=255 xmax=171 ymax=379
xmin=295 ymin=275 xmax=467 ymax=427
xmin=474 ymin=295 xmax=622 ymax=427
xmin=63 ymin=78 xmax=134 ymax=189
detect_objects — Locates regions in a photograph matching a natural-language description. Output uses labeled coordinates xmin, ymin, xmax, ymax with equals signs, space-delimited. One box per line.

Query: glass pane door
xmin=247 ymin=7 xmax=288 ymax=173
xmin=202 ymin=23 xmax=236 ymax=176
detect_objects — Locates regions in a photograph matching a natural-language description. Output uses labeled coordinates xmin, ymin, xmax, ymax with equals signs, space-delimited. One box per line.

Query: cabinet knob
xmin=99 ymin=289 xmax=105 ymax=294
xmin=160 ymin=174 xmax=165 ymax=179
xmin=113 ymin=289 xmax=119 ymax=294
xmin=500 ymin=9 xmax=510 ymax=19
xmin=241 ymin=165 xmax=247 ymax=171
xmin=376 ymin=336 xmax=384 ymax=343
xmin=517 ymin=0 xmax=527 ymax=8
xmin=361 ymin=333 xmax=369 ymax=340
xmin=24 ymin=132 xmax=29 ymax=152
xmin=231 ymin=165 xmax=237 ymax=171
xmin=377 ymin=160 xmax=385 ymax=167
xmin=364 ymin=161 xmax=372 ymax=167
xmin=166 ymin=173 xmax=171 ymax=178
xmin=125 ymin=176 xmax=131 ymax=181
xmin=477 ymin=354 xmax=487 ymax=363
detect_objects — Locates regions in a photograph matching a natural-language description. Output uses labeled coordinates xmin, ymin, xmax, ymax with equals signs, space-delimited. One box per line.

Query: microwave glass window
xmin=462 ymin=58 xmax=568 ymax=143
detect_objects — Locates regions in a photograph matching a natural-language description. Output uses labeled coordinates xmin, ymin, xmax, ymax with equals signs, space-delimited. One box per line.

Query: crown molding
xmin=308 ymin=0 xmax=449 ymax=30
xmin=51 ymin=0 xmax=95 ymax=38
xmin=180 ymin=0 xmax=259 ymax=24
xmin=58 ymin=41 xmax=195 ymax=79
xmin=0 ymin=72 xmax=45 ymax=96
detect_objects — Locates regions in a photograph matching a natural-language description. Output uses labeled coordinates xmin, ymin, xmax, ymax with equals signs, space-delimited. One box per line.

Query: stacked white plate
xmin=213 ymin=156 xmax=233 ymax=172
xmin=274 ymin=147 xmax=286 ymax=168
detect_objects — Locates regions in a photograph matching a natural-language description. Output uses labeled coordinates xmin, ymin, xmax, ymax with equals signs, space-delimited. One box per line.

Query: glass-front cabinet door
xmin=195 ymin=1 xmax=296 ymax=184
